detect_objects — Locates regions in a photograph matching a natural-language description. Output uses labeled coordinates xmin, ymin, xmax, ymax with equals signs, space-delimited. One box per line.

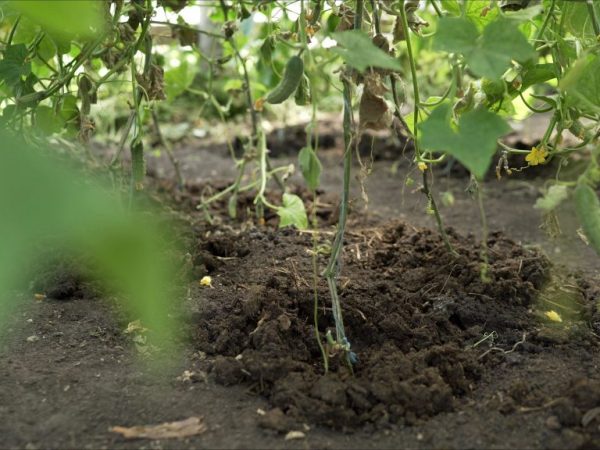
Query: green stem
xmin=399 ymin=0 xmax=456 ymax=255
xmin=535 ymin=0 xmax=555 ymax=45
xmin=586 ymin=0 xmax=600 ymax=36
xmin=399 ymin=0 xmax=421 ymax=156
xmin=474 ymin=179 xmax=490 ymax=282
xmin=322 ymin=76 xmax=353 ymax=357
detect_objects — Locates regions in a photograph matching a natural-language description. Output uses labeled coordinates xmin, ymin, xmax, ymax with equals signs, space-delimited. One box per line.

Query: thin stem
xmin=150 ymin=20 xmax=225 ymax=40
xmin=151 ymin=109 xmax=184 ymax=189
xmin=535 ymin=0 xmax=555 ymax=46
xmin=399 ymin=0 xmax=456 ymax=255
xmin=586 ymin=0 xmax=600 ymax=37
xmin=322 ymin=77 xmax=353 ymax=359
xmin=399 ymin=0 xmax=421 ymax=156
xmin=475 ymin=180 xmax=490 ymax=282
xmin=7 ymin=15 xmax=20 ymax=46
xmin=422 ymin=170 xmax=458 ymax=256
xmin=369 ymin=0 xmax=381 ymax=33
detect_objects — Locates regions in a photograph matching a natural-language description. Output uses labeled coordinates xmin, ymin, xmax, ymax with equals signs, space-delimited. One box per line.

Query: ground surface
xmin=1 ymin=118 xmax=600 ymax=449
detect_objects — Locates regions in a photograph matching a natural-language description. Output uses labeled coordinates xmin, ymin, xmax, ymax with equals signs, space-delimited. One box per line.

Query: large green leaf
xmin=7 ymin=0 xmax=105 ymax=39
xmin=443 ymin=0 xmax=500 ymax=29
xmin=277 ymin=193 xmax=308 ymax=230
xmin=560 ymin=54 xmax=600 ymax=114
xmin=432 ymin=17 xmax=479 ymax=54
xmin=419 ymin=103 xmax=511 ymax=179
xmin=433 ymin=17 xmax=535 ymax=79
xmin=560 ymin=0 xmax=596 ymax=40
xmin=331 ymin=30 xmax=402 ymax=72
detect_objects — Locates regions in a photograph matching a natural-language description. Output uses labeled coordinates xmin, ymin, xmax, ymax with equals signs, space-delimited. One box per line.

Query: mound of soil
xmin=188 ymin=218 xmax=598 ymax=433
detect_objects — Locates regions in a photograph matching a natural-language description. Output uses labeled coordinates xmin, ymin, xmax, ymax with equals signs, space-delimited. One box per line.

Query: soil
xmin=1 ymin=118 xmax=600 ymax=449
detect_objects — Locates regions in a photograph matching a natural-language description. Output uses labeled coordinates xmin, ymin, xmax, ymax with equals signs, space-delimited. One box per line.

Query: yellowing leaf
xmin=544 ymin=310 xmax=562 ymax=323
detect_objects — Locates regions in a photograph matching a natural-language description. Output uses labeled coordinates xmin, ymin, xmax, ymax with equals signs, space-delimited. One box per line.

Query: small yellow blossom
xmin=417 ymin=162 xmax=428 ymax=172
xmin=525 ymin=146 xmax=548 ymax=166
xmin=544 ymin=310 xmax=562 ymax=323
xmin=200 ymin=276 xmax=213 ymax=288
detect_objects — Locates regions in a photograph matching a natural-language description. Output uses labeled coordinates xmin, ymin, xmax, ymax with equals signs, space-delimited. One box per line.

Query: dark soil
xmin=187 ymin=214 xmax=599 ymax=440
xmin=1 ymin=118 xmax=600 ymax=449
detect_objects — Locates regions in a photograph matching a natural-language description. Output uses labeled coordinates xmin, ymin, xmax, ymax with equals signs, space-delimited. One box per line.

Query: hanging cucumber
xmin=266 ymin=56 xmax=304 ymax=104
xmin=131 ymin=139 xmax=146 ymax=191
xmin=574 ymin=179 xmax=600 ymax=256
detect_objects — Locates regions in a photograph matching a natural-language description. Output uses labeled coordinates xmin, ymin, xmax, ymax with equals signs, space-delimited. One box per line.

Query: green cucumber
xmin=131 ymin=140 xmax=146 ymax=190
xmin=266 ymin=56 xmax=304 ymax=104
xmin=574 ymin=180 xmax=600 ymax=256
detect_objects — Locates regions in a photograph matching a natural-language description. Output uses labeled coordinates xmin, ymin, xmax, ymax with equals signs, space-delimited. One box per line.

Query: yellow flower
xmin=200 ymin=276 xmax=213 ymax=288
xmin=525 ymin=146 xmax=548 ymax=166
xmin=544 ymin=310 xmax=562 ymax=323
xmin=417 ymin=162 xmax=428 ymax=172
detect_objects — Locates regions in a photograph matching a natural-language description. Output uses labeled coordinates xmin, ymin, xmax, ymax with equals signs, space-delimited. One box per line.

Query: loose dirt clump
xmin=187 ymin=219 xmax=597 ymax=431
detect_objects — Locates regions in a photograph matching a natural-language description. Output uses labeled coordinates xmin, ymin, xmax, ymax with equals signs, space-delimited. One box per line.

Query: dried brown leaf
xmin=111 ymin=416 xmax=207 ymax=440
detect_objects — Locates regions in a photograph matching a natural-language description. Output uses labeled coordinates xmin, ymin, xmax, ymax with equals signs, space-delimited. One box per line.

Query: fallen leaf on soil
xmin=111 ymin=416 xmax=207 ymax=440
xmin=544 ymin=310 xmax=562 ymax=322
xmin=284 ymin=431 xmax=306 ymax=440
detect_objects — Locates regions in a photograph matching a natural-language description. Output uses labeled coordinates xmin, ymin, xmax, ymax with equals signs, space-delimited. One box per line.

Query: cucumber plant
xmin=1 ymin=0 xmax=599 ymax=368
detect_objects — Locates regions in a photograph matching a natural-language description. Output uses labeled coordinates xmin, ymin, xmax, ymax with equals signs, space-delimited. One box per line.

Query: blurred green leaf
xmin=560 ymin=54 xmax=600 ymax=114
xmin=7 ymin=0 xmax=105 ymax=39
xmin=534 ymin=185 xmax=568 ymax=212
xmin=560 ymin=0 xmax=596 ymax=40
xmin=419 ymin=103 xmax=510 ymax=179
xmin=277 ymin=193 xmax=308 ymax=229
xmin=0 ymin=132 xmax=179 ymax=348
xmin=164 ymin=60 xmax=198 ymax=100
xmin=331 ymin=30 xmax=402 ymax=72
xmin=35 ymin=106 xmax=63 ymax=135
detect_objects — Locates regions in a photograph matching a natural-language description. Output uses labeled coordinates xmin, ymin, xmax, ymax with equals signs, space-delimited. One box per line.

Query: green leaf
xmin=434 ymin=17 xmax=535 ymax=79
xmin=277 ymin=193 xmax=308 ymax=230
xmin=0 ymin=44 xmax=31 ymax=89
xmin=35 ymin=106 xmax=64 ymax=135
xmin=7 ymin=0 xmax=105 ymax=40
xmin=443 ymin=1 xmax=500 ymax=29
xmin=331 ymin=30 xmax=402 ymax=72
xmin=298 ymin=146 xmax=322 ymax=191
xmin=520 ymin=63 xmax=557 ymax=90
xmin=36 ymin=35 xmax=57 ymax=63
xmin=164 ymin=59 xmax=198 ymax=100
xmin=433 ymin=17 xmax=479 ymax=55
xmin=223 ymin=79 xmax=243 ymax=91
xmin=534 ymin=185 xmax=568 ymax=212
xmin=560 ymin=0 xmax=596 ymax=39
xmin=560 ymin=54 xmax=600 ymax=115
xmin=419 ymin=103 xmax=511 ymax=179
xmin=472 ymin=18 xmax=535 ymax=79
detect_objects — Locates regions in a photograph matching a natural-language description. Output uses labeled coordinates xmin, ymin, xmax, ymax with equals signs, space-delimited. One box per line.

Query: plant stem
xmin=151 ymin=109 xmax=184 ymax=189
xmin=399 ymin=0 xmax=456 ymax=255
xmin=586 ymin=0 xmax=600 ymax=37
xmin=322 ymin=76 xmax=354 ymax=363
xmin=474 ymin=178 xmax=490 ymax=282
